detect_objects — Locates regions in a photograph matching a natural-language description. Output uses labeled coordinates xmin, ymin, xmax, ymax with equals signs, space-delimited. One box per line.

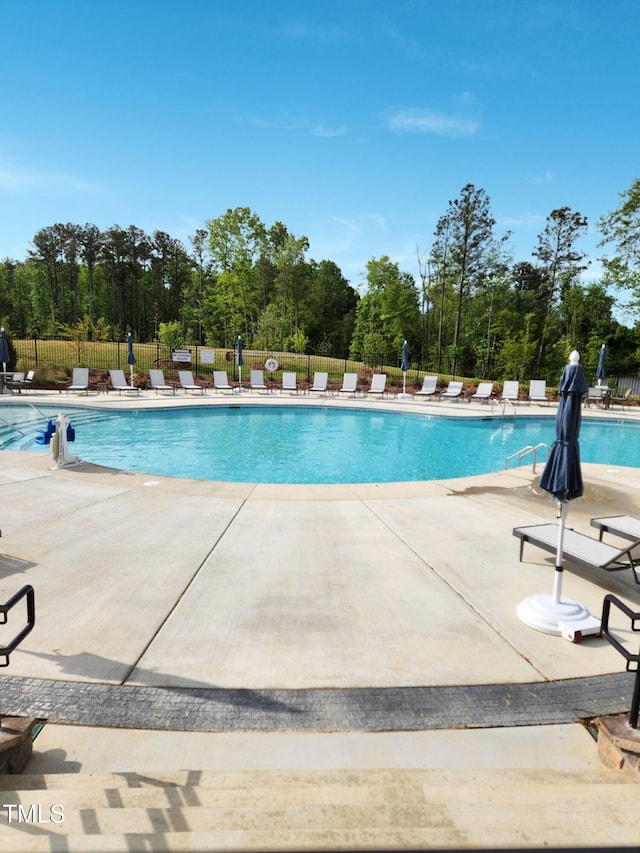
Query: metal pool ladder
xmin=505 ymin=442 xmax=550 ymax=473
xmin=488 ymin=398 xmax=516 ymax=418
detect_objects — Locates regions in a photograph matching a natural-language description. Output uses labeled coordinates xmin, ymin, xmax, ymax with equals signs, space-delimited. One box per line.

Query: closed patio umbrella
xmin=517 ymin=350 xmax=596 ymax=637
xmin=596 ymin=343 xmax=606 ymax=386
xmin=236 ymin=336 xmax=244 ymax=391
xmin=0 ymin=327 xmax=9 ymax=372
xmin=126 ymin=332 xmax=136 ymax=383
xmin=398 ymin=340 xmax=412 ymax=398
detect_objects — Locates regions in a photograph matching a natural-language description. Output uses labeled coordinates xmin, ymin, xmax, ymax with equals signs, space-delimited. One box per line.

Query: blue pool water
xmin=0 ymin=404 xmax=637 ymax=484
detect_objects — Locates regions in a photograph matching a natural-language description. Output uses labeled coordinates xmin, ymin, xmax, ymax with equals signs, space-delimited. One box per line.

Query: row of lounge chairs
xmin=54 ymin=368 xmax=553 ymax=402
xmin=11 ymin=369 xmax=634 ymax=407
xmin=414 ymin=377 xmax=550 ymax=404
xmin=64 ymin=368 xmax=203 ymax=396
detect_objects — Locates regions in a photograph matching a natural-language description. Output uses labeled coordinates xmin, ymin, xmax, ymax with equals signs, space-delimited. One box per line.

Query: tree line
xmin=1 ymin=179 xmax=640 ymax=382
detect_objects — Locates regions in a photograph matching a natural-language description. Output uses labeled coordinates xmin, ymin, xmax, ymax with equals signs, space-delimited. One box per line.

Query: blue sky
xmin=1 ymin=0 xmax=638 ymax=291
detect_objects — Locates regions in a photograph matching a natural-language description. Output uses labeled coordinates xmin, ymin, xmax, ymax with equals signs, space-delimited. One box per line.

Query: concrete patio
xmin=0 ymin=391 xmax=639 ymax=848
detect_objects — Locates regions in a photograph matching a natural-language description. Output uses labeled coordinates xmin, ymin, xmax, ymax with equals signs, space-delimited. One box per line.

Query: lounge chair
xmin=109 ymin=369 xmax=140 ymax=395
xmin=501 ymin=380 xmax=519 ymax=403
xmin=338 ymin=373 xmax=358 ymax=397
xmin=308 ymin=372 xmax=328 ymax=395
xmin=250 ymin=369 xmax=269 ymax=393
xmin=149 ymin=369 xmax=176 ymax=394
xmin=528 ymin=380 xmax=549 ymax=405
xmin=591 ymin=516 xmax=640 ymax=545
xmin=281 ymin=372 xmax=298 ymax=394
xmin=66 ymin=368 xmax=90 ymax=394
xmin=6 ymin=372 xmax=24 ymax=394
xmin=366 ymin=374 xmax=387 ymax=397
xmin=415 ymin=375 xmax=439 ymax=400
xmin=584 ymin=386 xmax=607 ymax=408
xmin=213 ymin=371 xmax=234 ymax=393
xmin=470 ymin=382 xmax=493 ymax=403
xmin=178 ymin=370 xmax=205 ymax=394
xmin=441 ymin=381 xmax=464 ymax=400
xmin=610 ymin=388 xmax=632 ymax=408
xmin=513 ymin=523 xmax=640 ymax=585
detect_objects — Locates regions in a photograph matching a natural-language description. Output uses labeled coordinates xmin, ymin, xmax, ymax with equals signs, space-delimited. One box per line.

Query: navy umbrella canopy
xmin=401 ymin=340 xmax=410 ymax=373
xmin=236 ymin=336 xmax=244 ymax=388
xmin=398 ymin=339 xmax=412 ymax=398
xmin=539 ymin=353 xmax=589 ymax=502
xmin=0 ymin=328 xmax=9 ymax=372
xmin=518 ymin=350 xmax=594 ymax=637
xmin=126 ymin=332 xmax=136 ymax=381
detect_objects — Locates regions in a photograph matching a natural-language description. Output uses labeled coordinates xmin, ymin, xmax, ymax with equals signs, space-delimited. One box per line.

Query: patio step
xmin=0 ymin=767 xmax=638 ymax=850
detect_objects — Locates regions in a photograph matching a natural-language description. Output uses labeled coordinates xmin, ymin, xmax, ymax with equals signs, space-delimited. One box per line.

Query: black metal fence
xmin=9 ymin=338 xmax=425 ymax=388
xmin=8 ymin=338 xmax=637 ymax=393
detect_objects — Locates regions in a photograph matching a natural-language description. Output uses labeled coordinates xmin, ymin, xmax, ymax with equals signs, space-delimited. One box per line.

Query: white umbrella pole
xmin=403 ymin=371 xmax=407 ymax=395
xmin=518 ymin=494 xmax=594 ymax=637
xmin=553 ymin=501 xmax=567 ymax=604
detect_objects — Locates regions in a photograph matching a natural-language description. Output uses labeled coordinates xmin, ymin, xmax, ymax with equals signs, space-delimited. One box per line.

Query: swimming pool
xmin=0 ymin=404 xmax=636 ymax=484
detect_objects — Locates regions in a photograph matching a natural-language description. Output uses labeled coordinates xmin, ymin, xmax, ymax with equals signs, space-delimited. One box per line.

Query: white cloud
xmin=525 ymin=170 xmax=554 ymax=184
xmin=279 ymin=20 xmax=350 ymax=42
xmin=385 ymin=107 xmax=480 ymax=137
xmin=0 ymin=156 xmax=100 ymax=194
xmin=312 ymin=123 xmax=347 ymax=138
xmin=500 ymin=212 xmax=547 ymax=231
xmin=0 ymin=159 xmax=39 ymax=189
xmin=237 ymin=114 xmax=347 ymax=138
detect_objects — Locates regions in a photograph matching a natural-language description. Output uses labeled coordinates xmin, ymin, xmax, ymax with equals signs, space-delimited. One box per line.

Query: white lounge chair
xmin=501 ymin=380 xmax=519 ymax=403
xmin=528 ymin=380 xmax=549 ymax=405
xmin=584 ymin=386 xmax=607 ymax=408
xmin=470 ymin=382 xmax=493 ymax=402
xmin=308 ymin=372 xmax=328 ymax=395
xmin=250 ymin=369 xmax=268 ymax=393
xmin=109 ymin=369 xmax=140 ymax=395
xmin=610 ymin=388 xmax=632 ymax=408
xmin=441 ymin=381 xmax=464 ymax=400
xmin=178 ymin=370 xmax=205 ymax=394
xmin=23 ymin=369 xmax=35 ymax=391
xmin=591 ymin=516 xmax=640 ymax=544
xmin=513 ymin=523 xmax=640 ymax=585
xmin=66 ymin=368 xmax=90 ymax=394
xmin=281 ymin=372 xmax=298 ymax=394
xmin=149 ymin=369 xmax=176 ymax=394
xmin=366 ymin=374 xmax=387 ymax=397
xmin=6 ymin=372 xmax=25 ymax=394
xmin=213 ymin=371 xmax=234 ymax=393
xmin=338 ymin=373 xmax=358 ymax=397
xmin=415 ymin=375 xmax=439 ymax=399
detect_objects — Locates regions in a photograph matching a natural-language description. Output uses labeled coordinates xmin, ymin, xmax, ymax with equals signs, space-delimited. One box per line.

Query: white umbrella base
xmin=396 ymin=393 xmax=413 ymax=399
xmin=517 ymin=593 xmax=599 ymax=640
